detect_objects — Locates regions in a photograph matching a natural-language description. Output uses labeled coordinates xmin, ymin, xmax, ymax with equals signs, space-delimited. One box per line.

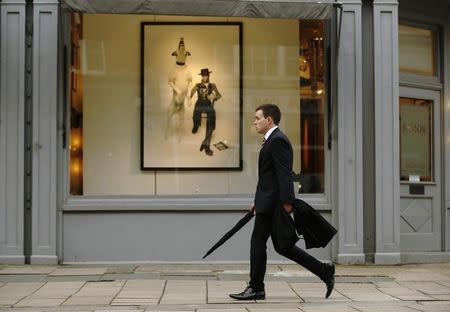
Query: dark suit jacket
xmin=293 ymin=198 xmax=337 ymax=249
xmin=254 ymin=128 xmax=295 ymax=214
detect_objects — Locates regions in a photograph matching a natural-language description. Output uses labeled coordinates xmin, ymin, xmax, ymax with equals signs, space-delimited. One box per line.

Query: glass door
xmin=399 ymin=86 xmax=442 ymax=252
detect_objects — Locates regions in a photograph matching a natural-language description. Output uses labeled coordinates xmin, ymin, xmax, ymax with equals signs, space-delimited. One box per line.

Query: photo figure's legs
xmin=164 ymin=101 xmax=176 ymax=139
xmin=201 ymin=106 xmax=215 ymax=156
xmin=176 ymin=106 xmax=185 ymax=142
xmin=165 ymin=94 xmax=185 ymax=140
xmin=192 ymin=103 xmax=202 ymax=133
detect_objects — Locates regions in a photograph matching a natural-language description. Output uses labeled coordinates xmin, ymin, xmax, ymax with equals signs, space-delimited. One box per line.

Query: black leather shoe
xmin=229 ymin=286 xmax=265 ymax=300
xmin=324 ymin=263 xmax=335 ymax=299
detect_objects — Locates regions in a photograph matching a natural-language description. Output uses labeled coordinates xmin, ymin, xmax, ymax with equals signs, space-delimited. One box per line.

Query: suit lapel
xmin=258 ymin=128 xmax=279 ymax=171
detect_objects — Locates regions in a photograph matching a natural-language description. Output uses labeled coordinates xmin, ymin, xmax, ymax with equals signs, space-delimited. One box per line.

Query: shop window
xmin=68 ymin=14 xmax=327 ymax=196
xmin=399 ymin=24 xmax=437 ymax=77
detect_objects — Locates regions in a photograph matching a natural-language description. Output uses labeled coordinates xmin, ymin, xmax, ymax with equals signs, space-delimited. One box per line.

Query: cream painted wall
xmin=82 ymin=14 xmax=300 ymax=195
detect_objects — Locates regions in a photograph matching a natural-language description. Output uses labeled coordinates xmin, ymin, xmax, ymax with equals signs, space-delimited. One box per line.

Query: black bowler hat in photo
xmin=199 ymin=68 xmax=212 ymax=76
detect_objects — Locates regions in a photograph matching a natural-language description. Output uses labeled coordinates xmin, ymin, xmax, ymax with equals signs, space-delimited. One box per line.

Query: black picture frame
xmin=140 ymin=22 xmax=243 ymax=170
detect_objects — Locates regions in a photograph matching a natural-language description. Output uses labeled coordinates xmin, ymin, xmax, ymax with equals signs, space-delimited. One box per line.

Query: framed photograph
xmin=140 ymin=22 xmax=242 ymax=170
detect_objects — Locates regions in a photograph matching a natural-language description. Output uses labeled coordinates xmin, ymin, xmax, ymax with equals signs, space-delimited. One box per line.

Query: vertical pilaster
xmin=30 ymin=0 xmax=58 ymax=264
xmin=0 ymin=0 xmax=26 ymax=264
xmin=373 ymin=0 xmax=400 ymax=264
xmin=336 ymin=0 xmax=365 ymax=264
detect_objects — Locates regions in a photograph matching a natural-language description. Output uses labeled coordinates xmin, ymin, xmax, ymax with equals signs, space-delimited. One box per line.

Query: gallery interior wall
xmin=81 ymin=14 xmax=301 ymax=196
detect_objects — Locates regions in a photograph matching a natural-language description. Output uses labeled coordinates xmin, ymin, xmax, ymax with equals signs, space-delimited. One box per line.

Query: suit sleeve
xmin=271 ymin=137 xmax=295 ymax=205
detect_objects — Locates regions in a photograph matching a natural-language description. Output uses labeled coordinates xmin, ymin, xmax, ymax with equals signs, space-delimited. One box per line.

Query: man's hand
xmin=282 ymin=203 xmax=293 ymax=214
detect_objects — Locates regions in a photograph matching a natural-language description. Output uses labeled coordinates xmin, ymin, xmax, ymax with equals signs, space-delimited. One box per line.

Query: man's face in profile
xmin=254 ymin=109 xmax=271 ymax=135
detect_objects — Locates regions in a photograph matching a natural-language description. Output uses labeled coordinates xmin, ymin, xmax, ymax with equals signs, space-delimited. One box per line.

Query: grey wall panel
xmin=63 ymin=212 xmax=332 ymax=262
xmin=336 ymin=1 xmax=365 ymax=264
xmin=31 ymin=1 xmax=58 ymax=264
xmin=445 ymin=13 xmax=450 ymax=252
xmin=373 ymin=0 xmax=400 ymax=264
xmin=0 ymin=1 xmax=26 ymax=264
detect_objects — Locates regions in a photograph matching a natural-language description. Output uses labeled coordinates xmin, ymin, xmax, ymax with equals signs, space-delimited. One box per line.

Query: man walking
xmin=229 ymin=104 xmax=335 ymax=300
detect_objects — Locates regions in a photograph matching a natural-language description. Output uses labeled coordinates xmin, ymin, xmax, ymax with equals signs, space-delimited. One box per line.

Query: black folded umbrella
xmin=202 ymin=210 xmax=254 ymax=259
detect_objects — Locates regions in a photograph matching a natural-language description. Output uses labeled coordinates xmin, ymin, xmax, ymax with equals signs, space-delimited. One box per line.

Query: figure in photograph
xmin=165 ymin=37 xmax=192 ymax=140
xmin=229 ymin=104 xmax=335 ymax=300
xmin=190 ymin=68 xmax=221 ymax=156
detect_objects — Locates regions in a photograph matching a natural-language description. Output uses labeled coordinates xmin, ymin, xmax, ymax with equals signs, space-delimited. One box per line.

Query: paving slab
xmin=24 ymin=281 xmax=85 ymax=299
xmin=390 ymin=270 xmax=450 ymax=282
xmin=290 ymin=282 xmax=349 ymax=303
xmin=399 ymin=281 xmax=450 ymax=295
xmin=259 ymin=281 xmax=301 ymax=303
xmin=335 ymin=283 xmax=398 ymax=302
xmin=0 ymin=275 xmax=47 ymax=283
xmin=159 ymin=280 xmax=206 ymax=305
xmin=350 ymin=304 xmax=421 ymax=312
xmin=14 ymin=297 xmax=66 ymax=307
xmin=207 ymin=280 xmax=249 ymax=304
xmin=375 ymin=282 xmax=434 ymax=301
xmin=198 ymin=309 xmax=248 ymax=312
xmin=63 ymin=295 xmax=116 ymax=305
xmin=271 ymin=270 xmax=315 ymax=278
xmin=46 ymin=275 xmax=103 ymax=282
xmin=0 ymin=297 xmax=23 ymax=306
xmin=94 ymin=310 xmax=144 ymax=312
xmin=0 ymin=266 xmax=57 ymax=275
xmin=110 ymin=298 xmax=159 ymax=305
xmin=417 ymin=301 xmax=450 ymax=311
xmin=116 ymin=279 xmax=165 ymax=299
xmin=105 ymin=266 xmax=138 ymax=274
xmin=136 ymin=264 xmax=217 ymax=273
xmin=143 ymin=310 xmax=194 ymax=312
xmin=248 ymin=309 xmax=300 ymax=312
xmin=112 ymin=279 xmax=164 ymax=306
xmin=102 ymin=273 xmax=160 ymax=280
xmin=436 ymin=280 xmax=450 ymax=288
xmin=0 ymin=282 xmax=44 ymax=297
xmin=298 ymin=305 xmax=358 ymax=312
xmin=430 ymin=294 xmax=450 ymax=300
xmin=50 ymin=268 xmax=107 ymax=276
xmin=74 ymin=281 xmax=124 ymax=297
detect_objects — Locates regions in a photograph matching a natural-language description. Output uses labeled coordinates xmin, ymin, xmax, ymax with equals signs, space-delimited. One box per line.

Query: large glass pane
xmin=400 ymin=97 xmax=433 ymax=182
xmin=68 ymin=14 xmax=327 ymax=196
xmin=399 ymin=24 xmax=437 ymax=77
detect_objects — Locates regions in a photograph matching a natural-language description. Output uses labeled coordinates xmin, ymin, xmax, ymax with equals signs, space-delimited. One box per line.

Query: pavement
xmin=0 ymin=263 xmax=450 ymax=311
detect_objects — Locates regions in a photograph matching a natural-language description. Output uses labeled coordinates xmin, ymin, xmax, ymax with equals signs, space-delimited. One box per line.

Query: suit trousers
xmin=249 ymin=213 xmax=327 ymax=291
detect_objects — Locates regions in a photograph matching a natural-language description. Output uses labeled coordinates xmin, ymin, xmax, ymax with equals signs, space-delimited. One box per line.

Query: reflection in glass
xmin=70 ymin=13 xmax=83 ymax=195
xmin=297 ymin=20 xmax=326 ymax=193
xmin=399 ymin=24 xmax=437 ymax=76
xmin=400 ymin=97 xmax=433 ymax=182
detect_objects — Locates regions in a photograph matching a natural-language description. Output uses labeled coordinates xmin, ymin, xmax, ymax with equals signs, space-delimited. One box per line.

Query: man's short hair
xmin=255 ymin=104 xmax=281 ymax=125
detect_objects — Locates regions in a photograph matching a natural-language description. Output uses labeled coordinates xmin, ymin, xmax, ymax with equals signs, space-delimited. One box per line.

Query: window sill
xmin=62 ymin=195 xmax=332 ymax=212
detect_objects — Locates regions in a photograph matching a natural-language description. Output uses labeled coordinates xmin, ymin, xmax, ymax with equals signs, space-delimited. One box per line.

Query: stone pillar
xmin=373 ymin=0 xmax=400 ymax=264
xmin=0 ymin=0 xmax=26 ymax=264
xmin=336 ymin=0 xmax=365 ymax=264
xmin=30 ymin=0 xmax=59 ymax=264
